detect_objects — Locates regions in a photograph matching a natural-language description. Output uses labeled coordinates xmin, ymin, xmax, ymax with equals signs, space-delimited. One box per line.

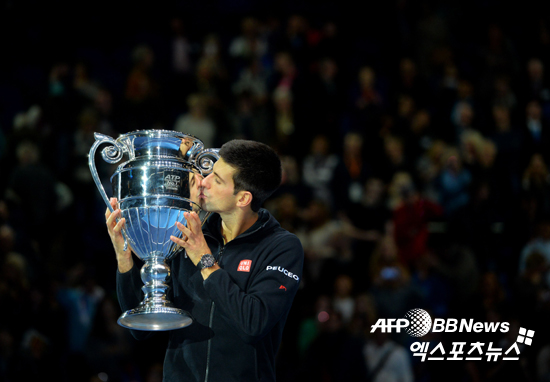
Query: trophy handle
xmin=88 ymin=133 xmax=127 ymax=210
xmin=193 ymin=148 xmax=220 ymax=176
xmin=88 ymin=133 xmax=129 ymax=249
xmin=192 ymin=148 xmax=220 ymax=224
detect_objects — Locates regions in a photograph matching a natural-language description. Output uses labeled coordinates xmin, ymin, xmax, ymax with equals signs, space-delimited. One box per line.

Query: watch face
xmin=201 ymin=254 xmax=215 ymax=268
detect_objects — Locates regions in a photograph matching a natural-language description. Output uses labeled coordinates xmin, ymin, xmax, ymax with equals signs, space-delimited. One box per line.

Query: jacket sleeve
xmin=116 ymin=263 xmax=153 ymax=340
xmin=203 ymin=233 xmax=304 ymax=344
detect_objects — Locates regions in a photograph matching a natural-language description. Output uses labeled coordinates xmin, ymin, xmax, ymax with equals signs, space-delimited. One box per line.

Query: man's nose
xmin=199 ymin=174 xmax=209 ymax=189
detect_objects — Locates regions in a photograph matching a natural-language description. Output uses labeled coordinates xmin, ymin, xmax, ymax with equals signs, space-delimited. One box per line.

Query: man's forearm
xmin=118 ymin=256 xmax=134 ymax=273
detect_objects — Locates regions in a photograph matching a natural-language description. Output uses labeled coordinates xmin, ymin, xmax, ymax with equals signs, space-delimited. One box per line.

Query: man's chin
xmin=197 ymin=199 xmax=209 ymax=211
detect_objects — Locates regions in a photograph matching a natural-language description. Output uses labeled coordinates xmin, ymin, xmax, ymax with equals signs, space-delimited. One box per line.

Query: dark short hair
xmin=219 ymin=139 xmax=282 ymax=212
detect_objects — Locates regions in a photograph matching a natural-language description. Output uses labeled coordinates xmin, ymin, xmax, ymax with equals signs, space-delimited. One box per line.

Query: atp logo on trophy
xmin=164 ymin=173 xmax=182 ymax=191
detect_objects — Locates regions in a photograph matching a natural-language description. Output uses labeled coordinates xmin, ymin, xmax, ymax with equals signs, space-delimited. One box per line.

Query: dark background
xmin=1 ymin=0 xmax=550 ymax=381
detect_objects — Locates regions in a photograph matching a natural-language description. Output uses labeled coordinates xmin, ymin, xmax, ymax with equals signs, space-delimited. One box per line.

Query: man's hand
xmin=105 ymin=197 xmax=133 ymax=273
xmin=170 ymin=211 xmax=219 ymax=278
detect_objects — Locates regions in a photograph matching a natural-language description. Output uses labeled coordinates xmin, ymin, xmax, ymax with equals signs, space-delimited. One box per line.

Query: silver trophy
xmin=88 ymin=130 xmax=219 ymax=331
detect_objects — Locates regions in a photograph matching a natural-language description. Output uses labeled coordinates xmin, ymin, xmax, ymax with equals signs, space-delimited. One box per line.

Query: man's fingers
xmin=184 ymin=211 xmax=201 ymax=232
xmin=105 ymin=198 xmax=119 ymax=219
xmin=176 ymin=220 xmax=192 ymax=236
xmin=113 ymin=217 xmax=125 ymax=233
xmin=106 ymin=209 xmax=121 ymax=229
xmin=170 ymin=235 xmax=187 ymax=247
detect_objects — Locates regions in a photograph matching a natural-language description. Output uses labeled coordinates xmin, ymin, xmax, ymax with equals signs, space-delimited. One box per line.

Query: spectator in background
xmin=232 ymin=58 xmax=269 ymax=106
xmin=331 ymin=131 xmax=371 ymax=213
xmin=490 ymin=74 xmax=517 ymax=113
xmin=296 ymin=294 xmax=332 ymax=358
xmin=193 ymin=34 xmax=231 ymax=125
xmin=428 ymin=233 xmax=480 ymax=314
xmin=390 ymin=171 xmax=443 ymax=266
xmin=450 ymin=101 xmax=477 ymax=146
xmin=272 ymin=85 xmax=295 ymax=148
xmin=434 ymin=146 xmax=472 ymax=219
xmin=391 ymin=57 xmax=430 ymax=109
xmin=313 ymin=21 xmax=345 ymax=65
xmin=393 ymin=94 xmax=416 ymax=140
xmin=0 ymin=252 xmax=31 ymax=341
xmin=521 ymin=99 xmax=550 ymax=166
xmin=410 ymin=252 xmax=451 ymax=318
xmin=269 ymin=51 xmax=306 ymax=153
xmin=170 ymin=17 xmax=194 ymax=77
xmin=444 ymin=79 xmax=476 ymax=143
xmin=227 ymin=90 xmax=271 ymax=143
xmin=521 ymin=58 xmax=550 ymax=118
xmin=73 ymin=62 xmax=102 ymax=102
xmin=478 ymin=23 xmax=520 ymax=89
xmin=85 ymin=295 xmax=136 ymax=382
xmin=277 ymin=14 xmax=311 ymax=71
xmin=308 ymin=57 xmax=344 ymax=136
xmin=296 ymin=198 xmax=349 ymax=293
xmin=416 ymin=139 xmax=447 ymax=202
xmin=403 ymin=108 xmax=434 ymax=162
xmin=368 ymin=234 xmax=422 ymax=348
xmin=173 ymin=93 xmax=216 ymax=148
xmin=332 ymin=274 xmax=355 ymax=325
xmin=341 ymin=177 xmax=391 ymax=291
xmin=124 ymin=45 xmax=163 ymax=129
xmin=269 ymin=152 xmax=313 ymax=209
xmin=515 ymin=251 xmax=549 ymax=332
xmin=230 ymin=58 xmax=271 ymax=143
xmin=469 ymin=271 xmax=508 ymax=323
xmin=298 ymin=298 xmax=367 ymax=381
xmin=167 ymin=17 xmax=196 ymax=116
xmin=375 ymin=135 xmax=413 ymax=184
xmin=93 ymin=88 xmax=119 ymax=134
xmin=5 ymin=141 xmax=60 ymax=257
xmin=521 ymin=153 xmax=550 ymax=217
xmin=43 ymin=62 xmax=84 ymax=175
xmin=301 ymin=134 xmax=339 ymax=210
xmin=519 ymin=218 xmax=550 ymax=274
xmin=363 ymin=331 xmax=414 ymax=382
xmin=228 ymin=17 xmax=269 ymax=72
xmin=490 ymin=104 xmax=523 ymax=200
xmin=56 ymin=263 xmax=105 ymax=355
xmin=70 ymin=107 xmax=106 ymax=228
xmin=349 ymin=66 xmax=385 ymax=134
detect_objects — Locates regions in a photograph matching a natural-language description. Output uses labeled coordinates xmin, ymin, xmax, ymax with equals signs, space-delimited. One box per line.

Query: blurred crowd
xmin=1 ymin=1 xmax=550 ymax=381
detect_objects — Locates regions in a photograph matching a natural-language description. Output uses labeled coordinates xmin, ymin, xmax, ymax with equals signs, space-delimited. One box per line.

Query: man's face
xmin=188 ymin=172 xmax=203 ymax=212
xmin=198 ymin=158 xmax=239 ymax=213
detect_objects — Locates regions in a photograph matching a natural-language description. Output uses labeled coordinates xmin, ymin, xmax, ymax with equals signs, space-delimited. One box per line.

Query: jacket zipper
xmin=204 ymin=243 xmax=225 ymax=382
xmin=202 ymin=216 xmax=266 ymax=381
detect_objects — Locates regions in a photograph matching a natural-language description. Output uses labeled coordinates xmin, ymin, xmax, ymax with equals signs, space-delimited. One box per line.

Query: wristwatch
xmin=197 ymin=254 xmax=216 ymax=270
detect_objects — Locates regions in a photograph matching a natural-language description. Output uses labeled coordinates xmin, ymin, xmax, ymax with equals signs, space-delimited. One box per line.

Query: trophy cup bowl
xmin=88 ymin=130 xmax=219 ymax=331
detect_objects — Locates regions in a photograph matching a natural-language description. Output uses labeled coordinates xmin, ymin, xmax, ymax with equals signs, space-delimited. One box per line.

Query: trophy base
xmin=118 ymin=306 xmax=193 ymax=331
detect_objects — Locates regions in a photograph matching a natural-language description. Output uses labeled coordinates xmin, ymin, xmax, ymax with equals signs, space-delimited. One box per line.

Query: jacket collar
xmin=203 ymin=208 xmax=277 ymax=244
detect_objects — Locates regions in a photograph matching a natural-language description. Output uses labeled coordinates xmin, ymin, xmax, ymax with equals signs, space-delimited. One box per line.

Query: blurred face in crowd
xmin=526 ymin=100 xmax=542 ymax=120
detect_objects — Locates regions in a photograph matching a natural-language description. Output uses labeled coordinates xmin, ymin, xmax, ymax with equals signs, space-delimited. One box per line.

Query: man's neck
xmin=220 ymin=210 xmax=259 ymax=244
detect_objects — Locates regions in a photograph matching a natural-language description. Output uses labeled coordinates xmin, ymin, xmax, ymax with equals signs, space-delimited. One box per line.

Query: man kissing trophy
xmin=88 ymin=130 xmax=219 ymax=331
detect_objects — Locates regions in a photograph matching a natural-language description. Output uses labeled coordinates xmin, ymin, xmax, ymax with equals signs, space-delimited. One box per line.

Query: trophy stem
xmin=141 ymin=255 xmax=171 ymax=303
xmin=117 ymin=254 xmax=193 ymax=331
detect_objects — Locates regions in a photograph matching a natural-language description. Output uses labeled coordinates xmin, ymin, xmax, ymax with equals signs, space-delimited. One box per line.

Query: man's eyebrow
xmin=213 ymin=171 xmax=225 ymax=183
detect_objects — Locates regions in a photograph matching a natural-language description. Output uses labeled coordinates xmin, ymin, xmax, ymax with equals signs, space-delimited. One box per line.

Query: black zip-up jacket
xmin=116 ymin=209 xmax=304 ymax=381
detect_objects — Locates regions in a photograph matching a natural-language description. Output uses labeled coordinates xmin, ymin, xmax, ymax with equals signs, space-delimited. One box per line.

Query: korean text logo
xmin=371 ymin=308 xmax=534 ymax=362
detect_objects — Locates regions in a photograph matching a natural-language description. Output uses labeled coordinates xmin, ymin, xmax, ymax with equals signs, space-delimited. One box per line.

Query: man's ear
xmin=236 ymin=190 xmax=253 ymax=208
